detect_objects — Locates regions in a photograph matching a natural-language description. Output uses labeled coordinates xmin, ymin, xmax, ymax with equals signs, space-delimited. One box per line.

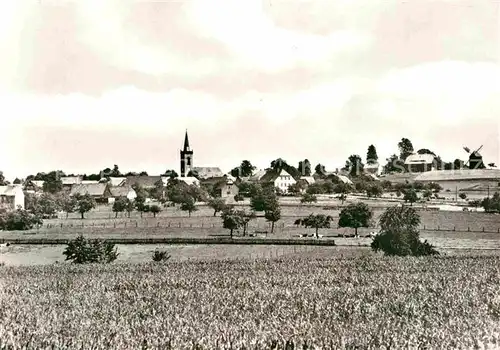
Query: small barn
xmin=70 ymin=183 xmax=112 ymax=204
xmin=0 ymin=185 xmax=25 ymax=209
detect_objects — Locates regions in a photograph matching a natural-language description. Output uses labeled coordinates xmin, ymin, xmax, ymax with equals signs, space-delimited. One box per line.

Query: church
xmin=179 ymin=130 xmax=225 ymax=179
xmin=180 ymin=130 xmax=239 ymax=199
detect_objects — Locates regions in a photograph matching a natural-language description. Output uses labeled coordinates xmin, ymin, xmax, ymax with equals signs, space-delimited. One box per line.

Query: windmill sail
xmin=463 ymin=146 xmax=470 ymax=153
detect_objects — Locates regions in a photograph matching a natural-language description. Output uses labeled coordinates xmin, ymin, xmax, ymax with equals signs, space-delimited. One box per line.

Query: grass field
xmin=1 ymin=255 xmax=500 ymax=348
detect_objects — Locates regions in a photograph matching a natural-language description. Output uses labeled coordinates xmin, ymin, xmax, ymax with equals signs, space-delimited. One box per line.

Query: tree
xmin=163 ymin=169 xmax=179 ymax=178
xmin=371 ymin=205 xmax=438 ymax=256
xmin=149 ymin=204 xmax=161 ymax=218
xmin=403 ymin=189 xmax=418 ymax=206
xmin=221 ymin=207 xmax=244 ymax=238
xmin=366 ymin=183 xmax=383 ymax=198
xmin=208 ymin=198 xmax=227 ymax=217
xmin=236 ymin=210 xmax=255 ymax=236
xmin=383 ymin=154 xmax=405 ymax=174
xmin=112 ymin=197 xmax=128 ymax=218
xmin=264 ymin=200 xmax=281 ymax=234
xmin=150 ymin=179 xmax=165 ymax=202
xmin=230 ymin=160 xmax=256 ymax=178
xmin=13 ymin=178 xmax=21 ymax=184
xmin=135 ymin=195 xmax=147 ymax=217
xmin=334 ymin=182 xmax=352 ymax=204
xmin=398 ymin=138 xmax=414 ymax=161
xmin=423 ymin=190 xmax=433 ymax=201
xmin=0 ymin=171 xmax=7 ymax=185
xmin=298 ymin=159 xmax=312 ymax=176
xmin=125 ymin=199 xmax=134 ymax=218
xmin=300 ymin=193 xmax=317 ymax=204
xmin=110 ymin=164 xmax=121 ymax=177
xmin=288 ymin=182 xmax=304 ymax=195
xmin=366 ymin=145 xmax=378 ymax=165
xmin=298 ymin=214 xmax=333 ymax=238
xmin=344 ymin=155 xmax=364 ymax=177
xmin=37 ymin=193 xmax=59 ymax=218
xmin=250 ymin=186 xmax=277 ymax=212
xmin=63 ymin=234 xmax=118 ymax=264
xmin=57 ymin=192 xmax=77 ymax=219
xmin=0 ymin=208 xmax=42 ymax=231
xmin=132 ymin=183 xmax=148 ymax=200
xmin=75 ymin=194 xmax=96 ymax=219
xmin=417 ymin=148 xmax=436 ymax=156
xmin=180 ymin=197 xmax=197 ymax=217
xmin=459 ymin=193 xmax=467 ymax=201
xmin=338 ymin=203 xmax=373 ymax=237
xmin=42 ymin=171 xmax=63 ymax=194
xmin=314 ymin=164 xmax=327 ymax=177
xmin=482 ymin=192 xmax=500 ymax=213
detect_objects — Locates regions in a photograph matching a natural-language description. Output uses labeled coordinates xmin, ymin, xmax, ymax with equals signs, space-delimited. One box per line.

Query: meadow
xmin=1 ymin=255 xmax=500 ymax=349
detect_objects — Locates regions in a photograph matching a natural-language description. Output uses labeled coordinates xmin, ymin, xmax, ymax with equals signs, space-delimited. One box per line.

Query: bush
xmin=0 ymin=208 xmax=42 ymax=231
xmin=234 ymin=194 xmax=244 ymax=202
xmin=370 ymin=205 xmax=438 ymax=257
xmin=152 ymin=250 xmax=171 ymax=262
xmin=63 ymin=235 xmax=119 ymax=264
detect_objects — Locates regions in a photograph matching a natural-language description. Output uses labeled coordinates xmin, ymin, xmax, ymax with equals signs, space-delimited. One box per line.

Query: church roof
xmin=183 ymin=130 xmax=190 ymax=151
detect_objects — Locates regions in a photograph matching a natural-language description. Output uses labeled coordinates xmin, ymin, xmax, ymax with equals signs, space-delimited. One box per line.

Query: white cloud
xmin=186 ymin=0 xmax=372 ymax=72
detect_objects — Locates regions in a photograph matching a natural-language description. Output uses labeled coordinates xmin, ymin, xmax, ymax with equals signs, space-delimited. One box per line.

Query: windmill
xmin=463 ymin=145 xmax=485 ymax=169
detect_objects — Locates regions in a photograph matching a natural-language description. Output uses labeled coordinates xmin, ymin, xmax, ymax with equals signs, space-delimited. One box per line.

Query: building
xmin=125 ymin=175 xmax=163 ymax=189
xmin=192 ymin=167 xmax=225 ymax=179
xmin=108 ymin=177 xmax=127 ymax=187
xmin=180 ymin=130 xmax=194 ymax=177
xmin=108 ymin=186 xmax=137 ymax=204
xmin=414 ymin=169 xmax=500 ymax=200
xmin=0 ymin=185 xmax=25 ymax=209
xmin=365 ymin=163 xmax=380 ymax=175
xmin=61 ymin=176 xmax=83 ymax=188
xmin=260 ymin=169 xmax=297 ymax=194
xmin=70 ymin=183 xmax=112 ymax=203
xmin=404 ymin=154 xmax=435 ymax=173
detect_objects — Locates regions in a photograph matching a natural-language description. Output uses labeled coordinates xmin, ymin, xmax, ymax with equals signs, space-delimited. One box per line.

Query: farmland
xmin=1 ymin=255 xmax=500 ymax=348
xmin=2 ymin=202 xmax=500 ymax=251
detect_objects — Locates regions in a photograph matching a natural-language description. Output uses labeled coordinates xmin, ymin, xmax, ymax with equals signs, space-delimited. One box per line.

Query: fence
xmin=32 ymin=221 xmax=500 ymax=234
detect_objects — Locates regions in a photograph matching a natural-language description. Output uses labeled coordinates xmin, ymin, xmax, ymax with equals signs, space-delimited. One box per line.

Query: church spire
xmin=183 ymin=129 xmax=190 ymax=151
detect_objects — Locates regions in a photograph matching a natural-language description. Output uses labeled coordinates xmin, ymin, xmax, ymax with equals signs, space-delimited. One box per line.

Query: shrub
xmin=63 ymin=235 xmax=119 ymax=264
xmin=371 ymin=205 xmax=438 ymax=257
xmin=0 ymin=208 xmax=42 ymax=231
xmin=152 ymin=250 xmax=171 ymax=262
xmin=234 ymin=194 xmax=244 ymax=202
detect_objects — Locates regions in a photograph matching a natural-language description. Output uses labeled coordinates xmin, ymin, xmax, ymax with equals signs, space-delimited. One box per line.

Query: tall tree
xmin=298 ymin=159 xmax=312 ymax=176
xmin=42 ymin=171 xmax=63 ymax=194
xmin=383 ymin=154 xmax=405 ymax=174
xmin=110 ymin=165 xmax=121 ymax=177
xmin=344 ymin=155 xmax=364 ymax=177
xmin=264 ymin=199 xmax=281 ymax=234
xmin=74 ymin=194 xmax=96 ymax=219
xmin=398 ymin=138 xmax=414 ymax=161
xmin=163 ymin=169 xmax=178 ymax=178
xmin=230 ymin=160 xmax=256 ymax=177
xmin=112 ymin=197 xmax=128 ymax=218
xmin=314 ymin=164 xmax=327 ymax=177
xmin=366 ymin=145 xmax=378 ymax=165
xmin=208 ymin=198 xmax=227 ymax=217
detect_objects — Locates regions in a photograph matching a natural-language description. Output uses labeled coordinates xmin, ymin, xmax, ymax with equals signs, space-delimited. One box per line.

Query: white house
xmin=262 ymin=169 xmax=296 ymax=194
xmin=108 ymin=186 xmax=137 ymax=204
xmin=0 ymin=185 xmax=25 ymax=209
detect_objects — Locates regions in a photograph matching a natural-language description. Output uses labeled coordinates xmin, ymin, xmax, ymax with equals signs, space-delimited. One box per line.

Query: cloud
xmin=186 ymin=0 xmax=373 ymax=72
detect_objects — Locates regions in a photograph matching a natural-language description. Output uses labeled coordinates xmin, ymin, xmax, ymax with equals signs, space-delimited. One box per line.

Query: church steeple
xmin=180 ymin=129 xmax=194 ymax=177
xmin=183 ymin=129 xmax=190 ymax=151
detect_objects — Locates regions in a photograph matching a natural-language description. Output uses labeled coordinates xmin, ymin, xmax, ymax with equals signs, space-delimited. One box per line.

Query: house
xmin=199 ymin=175 xmax=238 ymax=199
xmin=0 ymin=185 xmax=25 ymax=209
xmin=177 ymin=176 xmax=200 ymax=187
xmin=108 ymin=177 xmax=127 ymax=187
xmin=70 ymin=183 xmax=112 ymax=203
xmin=108 ymin=186 xmax=137 ymax=204
xmin=414 ymin=169 xmax=500 ymax=200
xmin=248 ymin=170 xmax=267 ymax=183
xmin=81 ymin=180 xmax=99 ymax=185
xmin=125 ymin=175 xmax=163 ymax=189
xmin=404 ymin=154 xmax=435 ymax=173
xmin=365 ymin=163 xmax=380 ymax=175
xmin=23 ymin=180 xmax=44 ymax=193
xmin=61 ymin=176 xmax=83 ymax=188
xmin=191 ymin=167 xmax=225 ymax=180
xmin=260 ymin=169 xmax=297 ymax=194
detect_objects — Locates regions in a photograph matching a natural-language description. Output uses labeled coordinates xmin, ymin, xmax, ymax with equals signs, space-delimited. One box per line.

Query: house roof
xmin=248 ymin=169 xmax=267 ymax=182
xmin=404 ymin=154 xmax=435 ymax=165
xmin=126 ymin=175 xmax=162 ymax=188
xmin=109 ymin=177 xmax=127 ymax=187
xmin=179 ymin=177 xmax=200 ymax=186
xmin=70 ymin=183 xmax=108 ymax=197
xmin=109 ymin=186 xmax=136 ymax=197
xmin=300 ymin=176 xmax=316 ymax=185
xmin=0 ymin=185 xmax=22 ymax=196
xmin=31 ymin=180 xmax=44 ymax=188
xmin=61 ymin=176 xmax=82 ymax=185
xmin=260 ymin=169 xmax=295 ymax=183
xmin=81 ymin=180 xmax=99 ymax=185
xmin=334 ymin=174 xmax=353 ymax=185
xmin=415 ymin=169 xmax=500 ymax=182
xmin=192 ymin=167 xmax=224 ymax=179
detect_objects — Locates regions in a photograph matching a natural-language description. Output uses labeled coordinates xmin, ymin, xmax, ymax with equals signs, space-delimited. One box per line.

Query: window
xmin=187 ymin=158 xmax=191 ymax=166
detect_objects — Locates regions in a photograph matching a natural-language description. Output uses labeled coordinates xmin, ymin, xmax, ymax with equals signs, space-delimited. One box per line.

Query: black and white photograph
xmin=1 ymin=0 xmax=500 ymax=348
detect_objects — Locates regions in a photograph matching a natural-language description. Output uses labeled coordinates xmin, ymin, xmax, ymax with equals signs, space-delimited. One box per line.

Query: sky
xmin=1 ymin=0 xmax=500 ymax=180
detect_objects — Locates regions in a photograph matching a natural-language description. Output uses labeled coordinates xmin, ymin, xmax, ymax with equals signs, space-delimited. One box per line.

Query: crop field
xmin=1 ymin=256 xmax=500 ymax=348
